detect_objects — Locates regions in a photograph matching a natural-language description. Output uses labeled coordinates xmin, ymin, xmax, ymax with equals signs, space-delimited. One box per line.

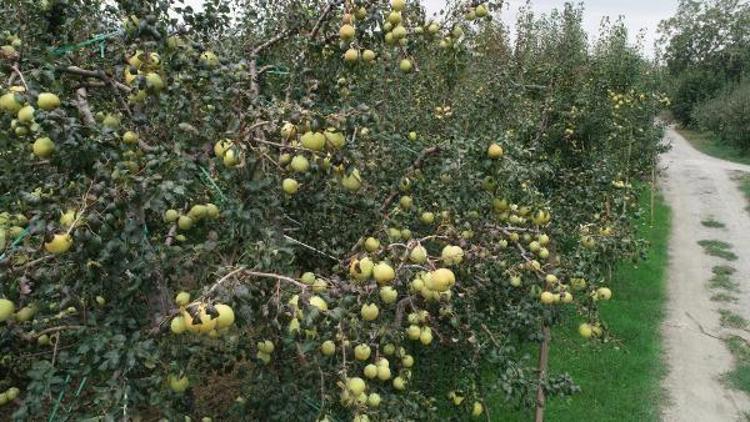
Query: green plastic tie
xmin=199 ymin=166 xmax=227 ymax=203
xmin=48 ymin=374 xmax=71 ymax=422
xmin=0 ymin=226 xmax=29 ymax=261
xmin=51 ymin=30 xmax=122 ymax=57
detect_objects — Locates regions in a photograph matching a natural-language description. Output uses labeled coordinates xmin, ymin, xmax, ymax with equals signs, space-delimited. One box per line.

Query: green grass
xmin=708 ymin=265 xmax=739 ymax=291
xmin=485 ymin=190 xmax=671 ymax=421
xmin=723 ymin=337 xmax=750 ymax=394
xmin=676 ymin=127 xmax=750 ymax=166
xmin=711 ymin=292 xmax=739 ymax=303
xmin=734 ymin=172 xmax=750 ymax=213
xmin=719 ymin=310 xmax=749 ymax=330
xmin=698 ymin=239 xmax=738 ymax=261
xmin=701 ymin=218 xmax=726 ymax=229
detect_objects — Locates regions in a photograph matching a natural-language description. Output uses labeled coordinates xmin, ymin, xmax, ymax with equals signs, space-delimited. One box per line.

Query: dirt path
xmin=660 ymin=126 xmax=750 ymax=421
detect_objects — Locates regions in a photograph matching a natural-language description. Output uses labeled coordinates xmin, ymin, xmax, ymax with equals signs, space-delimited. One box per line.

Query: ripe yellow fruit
xmin=392 ymin=25 xmax=407 ymax=40
xmin=561 ymin=292 xmax=573 ymax=304
xmin=350 ymin=257 xmax=374 ymax=282
xmin=258 ymin=339 xmax=275 ymax=354
xmin=182 ymin=303 xmax=217 ymax=334
xmin=0 ymin=298 xmax=15 ymax=322
xmin=419 ymin=327 xmax=433 ymax=345
xmin=388 ymin=11 xmax=402 ymax=25
xmin=578 ymin=323 xmax=593 ymax=338
xmin=472 ymin=401 xmax=484 ymax=417
xmin=14 ymin=305 xmax=36 ymax=322
xmin=420 ymin=212 xmax=435 ymax=224
xmin=430 ymin=268 xmax=455 ymax=292
xmin=122 ymin=131 xmax=139 ymax=145
xmin=96 ymin=296 xmax=106 ymax=306
xmin=168 ymin=375 xmax=189 ymax=393
xmin=214 ymin=303 xmax=235 ymax=328
xmin=354 ymin=343 xmax=371 ymax=361
xmin=206 ymin=203 xmax=220 ymax=219
xmin=339 ymin=24 xmax=356 ymax=41
xmin=200 ymin=51 xmax=219 ymax=67
xmin=32 ymin=137 xmax=54 ymax=158
xmin=367 ymin=392 xmax=381 ymax=407
xmin=188 ymin=204 xmax=208 ymax=220
xmin=362 ymin=49 xmax=376 ymax=63
xmin=177 ymin=215 xmax=193 ymax=230
xmin=37 ymin=92 xmax=60 ymax=110
xmin=409 ymin=245 xmax=427 ymax=264
xmin=290 ymin=155 xmax=310 ymax=173
xmin=282 ymin=178 xmax=299 ymax=194
xmin=170 ymin=315 xmax=187 ymax=334
xmin=145 ymin=72 xmax=165 ymax=91
xmin=361 ymin=303 xmax=379 ymax=321
xmin=344 ymin=48 xmax=359 ymax=63
xmin=301 ymin=131 xmax=326 ymax=151
xmin=379 ymin=286 xmax=398 ymax=304
xmin=373 ymin=262 xmax=396 ymax=285
xmin=17 ymin=105 xmax=34 ymax=123
xmin=347 ymin=377 xmax=366 ymax=396
xmin=487 ymin=143 xmax=504 ymax=159
xmin=364 ymin=364 xmax=378 ymax=379
xmin=257 ymin=351 xmax=272 ymax=364
xmin=441 ymin=245 xmax=464 ymax=265
xmin=540 ymin=291 xmax=556 ymax=305
xmin=406 ymin=324 xmax=421 ymax=340
xmin=475 ymin=4 xmax=488 ymax=17
xmin=393 ymin=376 xmax=406 ymax=390
xmin=399 ymin=58 xmax=413 ymax=73
xmin=342 ymin=169 xmax=363 ymax=191
xmin=399 ymin=195 xmax=413 ymax=210
xmin=0 ymin=92 xmax=21 ymax=113
xmin=214 ymin=139 xmax=232 ymax=157
xmin=103 ymin=114 xmax=120 ymax=129
xmin=321 ymin=340 xmax=336 ymax=356
xmin=164 ymin=209 xmax=179 ymax=223
xmin=223 ymin=149 xmax=240 ymax=167
xmin=596 ymin=287 xmax=613 ymax=301
xmin=364 ymin=237 xmax=380 ymax=252
xmin=376 ymin=365 xmax=391 ymax=381
xmin=545 ymin=274 xmax=558 ymax=285
xmin=391 ymin=0 xmax=406 ymax=12
xmin=309 ymin=295 xmax=328 ymax=311
xmin=45 ymin=233 xmax=73 ymax=254
xmin=402 ymin=354 xmax=414 ymax=367
xmin=5 ymin=387 xmax=19 ymax=401
xmin=280 ymin=122 xmax=296 ymax=140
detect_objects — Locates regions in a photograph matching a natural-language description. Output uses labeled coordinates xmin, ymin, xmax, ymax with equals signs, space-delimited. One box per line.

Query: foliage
xmin=692 ymin=80 xmax=750 ymax=151
xmin=658 ymin=0 xmax=750 ymax=126
xmin=0 ymin=0 xmax=663 ymax=420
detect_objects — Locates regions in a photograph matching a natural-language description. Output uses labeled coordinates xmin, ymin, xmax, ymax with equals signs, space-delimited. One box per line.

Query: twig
xmin=283 ymin=235 xmax=339 ymax=261
xmin=10 ymin=65 xmax=29 ymax=91
xmin=74 ymin=87 xmax=96 ymax=128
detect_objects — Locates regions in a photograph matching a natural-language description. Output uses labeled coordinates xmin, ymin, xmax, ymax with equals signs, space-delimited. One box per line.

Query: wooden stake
xmin=534 ymin=325 xmax=551 ymax=422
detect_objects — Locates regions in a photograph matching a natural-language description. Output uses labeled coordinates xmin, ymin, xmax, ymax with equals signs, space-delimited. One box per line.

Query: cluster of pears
xmin=0 ymin=211 xmax=28 ymax=250
xmin=276 ymin=122 xmax=361 ymax=195
xmin=164 ymin=203 xmax=220 ymax=237
xmin=492 ymin=197 xmax=552 ymax=228
xmin=405 ymin=309 xmax=435 ymax=345
xmin=339 ymin=8 xmax=376 ymax=65
xmin=0 ymin=86 xmax=61 ymax=158
xmin=339 ymin=347 xmax=412 ymax=410
xmin=447 ymin=392 xmax=484 ymax=418
xmin=0 ymin=385 xmax=20 ymax=407
xmin=464 ymin=3 xmax=490 ymax=21
xmin=123 ymin=50 xmax=166 ymax=103
xmin=0 ymin=298 xmax=37 ymax=324
xmin=169 ymin=292 xmax=235 ymax=338
xmin=0 ymin=33 xmax=21 ymax=59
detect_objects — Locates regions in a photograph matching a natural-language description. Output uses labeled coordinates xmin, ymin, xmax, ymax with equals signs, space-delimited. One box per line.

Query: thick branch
xmin=74 ymin=87 xmax=96 ymax=128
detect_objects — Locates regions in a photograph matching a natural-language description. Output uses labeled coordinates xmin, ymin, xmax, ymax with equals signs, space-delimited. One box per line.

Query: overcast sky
xmin=185 ymin=0 xmax=679 ymax=56
xmin=424 ymin=0 xmax=680 ymax=56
